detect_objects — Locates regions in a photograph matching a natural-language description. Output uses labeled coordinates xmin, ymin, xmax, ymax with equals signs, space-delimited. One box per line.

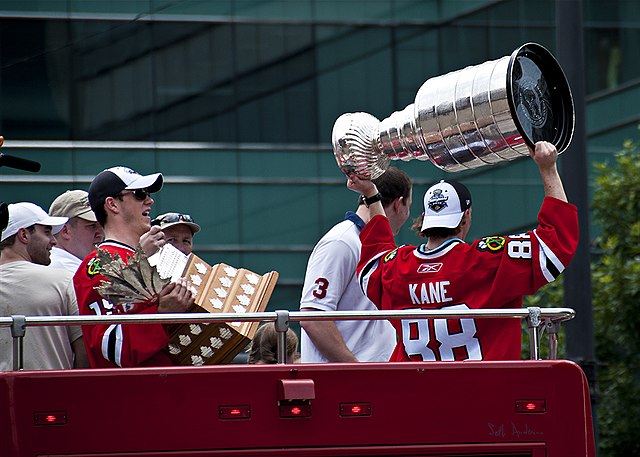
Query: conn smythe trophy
xmin=332 ymin=43 xmax=575 ymax=179
xmin=149 ymin=244 xmax=279 ymax=366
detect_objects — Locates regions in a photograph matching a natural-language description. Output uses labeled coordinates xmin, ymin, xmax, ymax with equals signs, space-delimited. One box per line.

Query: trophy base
xmin=160 ymin=252 xmax=279 ymax=366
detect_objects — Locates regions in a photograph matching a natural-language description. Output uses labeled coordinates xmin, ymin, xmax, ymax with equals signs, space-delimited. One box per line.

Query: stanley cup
xmin=332 ymin=43 xmax=574 ymax=179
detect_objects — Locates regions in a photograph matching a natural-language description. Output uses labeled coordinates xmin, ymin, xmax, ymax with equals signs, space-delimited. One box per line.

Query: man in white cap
xmin=48 ymin=190 xmax=104 ymax=273
xmin=347 ymin=141 xmax=579 ymax=362
xmin=0 ymin=202 xmax=89 ymax=371
xmin=151 ymin=212 xmax=201 ymax=256
xmin=74 ymin=166 xmax=194 ymax=368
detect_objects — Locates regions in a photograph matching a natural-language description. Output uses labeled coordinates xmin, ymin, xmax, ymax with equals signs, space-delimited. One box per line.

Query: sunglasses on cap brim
xmin=151 ymin=213 xmax=195 ymax=226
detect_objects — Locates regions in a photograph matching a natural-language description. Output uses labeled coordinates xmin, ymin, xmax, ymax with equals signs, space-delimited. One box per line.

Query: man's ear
xmin=104 ymin=196 xmax=120 ymax=214
xmin=460 ymin=208 xmax=472 ymax=226
xmin=392 ymin=196 xmax=404 ymax=213
xmin=16 ymin=227 xmax=30 ymax=244
xmin=59 ymin=224 xmax=72 ymax=240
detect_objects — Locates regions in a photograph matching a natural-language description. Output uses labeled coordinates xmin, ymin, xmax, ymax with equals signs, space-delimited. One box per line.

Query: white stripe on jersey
xmin=101 ymin=324 xmax=124 ymax=367
xmin=114 ymin=325 xmax=123 ymax=367
xmin=102 ymin=324 xmax=116 ymax=364
xmin=358 ymin=251 xmax=387 ymax=294
xmin=534 ymin=229 xmax=565 ymax=283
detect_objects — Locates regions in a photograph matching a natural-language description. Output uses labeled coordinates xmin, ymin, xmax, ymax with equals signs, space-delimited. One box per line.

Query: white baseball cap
xmin=1 ymin=202 xmax=68 ymax=242
xmin=421 ymin=180 xmax=472 ymax=231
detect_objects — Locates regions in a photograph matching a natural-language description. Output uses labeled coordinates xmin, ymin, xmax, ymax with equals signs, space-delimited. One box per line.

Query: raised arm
xmin=346 ymin=174 xmax=385 ymax=218
xmin=530 ymin=141 xmax=567 ymax=203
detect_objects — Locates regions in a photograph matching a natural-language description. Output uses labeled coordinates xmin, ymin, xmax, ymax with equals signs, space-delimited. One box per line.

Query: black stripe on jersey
xmin=360 ymin=254 xmax=383 ymax=282
xmin=546 ymin=256 xmax=561 ymax=279
xmin=107 ymin=326 xmax=118 ymax=365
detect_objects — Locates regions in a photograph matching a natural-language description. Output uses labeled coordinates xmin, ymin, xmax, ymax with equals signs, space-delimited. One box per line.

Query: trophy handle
xmin=332 ymin=112 xmax=390 ymax=179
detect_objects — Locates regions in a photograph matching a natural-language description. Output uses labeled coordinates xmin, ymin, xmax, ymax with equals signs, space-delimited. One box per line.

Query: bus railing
xmin=0 ymin=307 xmax=575 ymax=370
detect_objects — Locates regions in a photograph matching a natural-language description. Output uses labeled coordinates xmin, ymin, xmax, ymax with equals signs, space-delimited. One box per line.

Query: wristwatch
xmin=361 ymin=192 xmax=382 ymax=207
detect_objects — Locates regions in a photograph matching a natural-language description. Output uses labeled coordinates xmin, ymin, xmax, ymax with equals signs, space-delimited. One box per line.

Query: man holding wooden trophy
xmin=75 ymin=166 xmax=278 ymax=368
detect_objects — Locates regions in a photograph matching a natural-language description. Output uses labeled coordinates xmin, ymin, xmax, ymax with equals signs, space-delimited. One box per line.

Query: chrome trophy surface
xmin=332 ymin=43 xmax=574 ymax=179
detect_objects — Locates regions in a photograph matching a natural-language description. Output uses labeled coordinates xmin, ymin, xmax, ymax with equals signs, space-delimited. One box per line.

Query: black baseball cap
xmin=88 ymin=166 xmax=163 ymax=213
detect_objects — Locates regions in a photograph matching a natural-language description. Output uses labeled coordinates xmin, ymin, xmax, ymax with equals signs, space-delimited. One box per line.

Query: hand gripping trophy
xmin=332 ymin=43 xmax=574 ymax=179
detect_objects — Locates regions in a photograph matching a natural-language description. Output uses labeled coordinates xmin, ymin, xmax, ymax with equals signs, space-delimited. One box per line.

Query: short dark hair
xmin=358 ymin=166 xmax=412 ymax=208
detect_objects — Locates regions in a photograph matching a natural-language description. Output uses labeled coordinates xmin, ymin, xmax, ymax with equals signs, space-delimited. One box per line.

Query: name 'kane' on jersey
xmin=357 ymin=197 xmax=579 ymax=362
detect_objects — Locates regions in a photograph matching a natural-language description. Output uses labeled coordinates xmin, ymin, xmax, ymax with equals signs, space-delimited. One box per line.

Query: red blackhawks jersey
xmin=357 ymin=197 xmax=578 ymax=362
xmin=73 ymin=241 xmax=172 ymax=368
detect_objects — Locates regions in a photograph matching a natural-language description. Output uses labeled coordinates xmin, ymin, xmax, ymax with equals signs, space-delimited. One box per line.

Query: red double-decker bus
xmin=0 ymin=308 xmax=595 ymax=457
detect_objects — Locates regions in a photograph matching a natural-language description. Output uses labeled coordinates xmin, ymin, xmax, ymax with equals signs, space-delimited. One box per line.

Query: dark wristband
xmin=361 ymin=192 xmax=382 ymax=207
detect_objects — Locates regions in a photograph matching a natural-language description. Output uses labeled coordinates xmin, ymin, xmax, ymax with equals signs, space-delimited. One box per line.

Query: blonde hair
xmin=247 ymin=323 xmax=300 ymax=364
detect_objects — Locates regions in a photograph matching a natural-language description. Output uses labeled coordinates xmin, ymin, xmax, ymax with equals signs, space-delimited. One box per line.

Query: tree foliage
xmin=592 ymin=136 xmax=640 ymax=456
xmin=521 ymin=134 xmax=639 ymax=455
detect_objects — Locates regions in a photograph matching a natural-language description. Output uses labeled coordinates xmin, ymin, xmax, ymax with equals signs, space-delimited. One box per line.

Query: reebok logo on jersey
xmin=417 ymin=263 xmax=443 ymax=273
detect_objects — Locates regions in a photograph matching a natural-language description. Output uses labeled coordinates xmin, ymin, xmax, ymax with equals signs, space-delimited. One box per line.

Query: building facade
xmin=1 ymin=0 xmax=638 ymax=308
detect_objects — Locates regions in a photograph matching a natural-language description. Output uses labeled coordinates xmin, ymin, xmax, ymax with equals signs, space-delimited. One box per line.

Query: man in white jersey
xmin=299 ymin=167 xmax=412 ymax=362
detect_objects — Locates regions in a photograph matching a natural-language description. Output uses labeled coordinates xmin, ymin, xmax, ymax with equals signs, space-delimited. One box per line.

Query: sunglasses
xmin=151 ymin=213 xmax=195 ymax=226
xmin=116 ymin=188 xmax=151 ymax=201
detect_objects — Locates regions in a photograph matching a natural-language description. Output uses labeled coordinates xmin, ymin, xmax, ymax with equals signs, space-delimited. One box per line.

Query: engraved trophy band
xmin=332 ymin=42 xmax=574 ymax=179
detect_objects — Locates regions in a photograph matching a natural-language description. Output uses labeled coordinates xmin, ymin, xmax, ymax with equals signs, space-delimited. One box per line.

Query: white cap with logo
xmin=421 ymin=180 xmax=472 ymax=231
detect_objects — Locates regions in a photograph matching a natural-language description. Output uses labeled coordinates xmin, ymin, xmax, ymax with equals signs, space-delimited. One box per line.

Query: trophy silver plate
xmin=333 ymin=43 xmax=575 ymax=178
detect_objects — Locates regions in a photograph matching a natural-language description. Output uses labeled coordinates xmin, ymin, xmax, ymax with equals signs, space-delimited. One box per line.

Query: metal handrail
xmin=1 ymin=307 xmax=575 ymax=370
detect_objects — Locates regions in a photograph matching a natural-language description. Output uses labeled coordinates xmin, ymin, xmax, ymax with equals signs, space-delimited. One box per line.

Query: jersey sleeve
xmin=532 ymin=196 xmax=579 ymax=285
xmin=300 ymin=237 xmax=358 ymax=312
xmin=356 ymin=215 xmax=397 ymax=309
xmin=73 ymin=250 xmax=171 ymax=368
xmin=478 ymin=196 xmax=578 ymax=305
xmin=90 ymin=305 xmax=170 ymax=368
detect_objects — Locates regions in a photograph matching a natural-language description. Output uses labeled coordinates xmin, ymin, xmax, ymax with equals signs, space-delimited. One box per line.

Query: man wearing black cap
xmin=74 ymin=166 xmax=194 ymax=368
xmin=347 ymin=141 xmax=579 ymax=362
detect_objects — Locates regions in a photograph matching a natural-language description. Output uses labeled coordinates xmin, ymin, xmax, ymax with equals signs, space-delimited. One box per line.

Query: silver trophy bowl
xmin=332 ymin=43 xmax=574 ymax=179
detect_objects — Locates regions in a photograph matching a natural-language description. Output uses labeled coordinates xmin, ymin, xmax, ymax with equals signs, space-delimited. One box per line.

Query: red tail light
xmin=515 ymin=399 xmax=546 ymax=413
xmin=219 ymin=405 xmax=251 ymax=419
xmin=34 ymin=411 xmax=67 ymax=425
xmin=340 ymin=402 xmax=372 ymax=417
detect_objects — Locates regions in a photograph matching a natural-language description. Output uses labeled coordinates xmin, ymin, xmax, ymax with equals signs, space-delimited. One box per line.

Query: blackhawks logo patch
xmin=86 ymin=257 xmax=101 ymax=277
xmin=477 ymin=236 xmax=506 ymax=253
xmin=384 ymin=248 xmax=399 ymax=263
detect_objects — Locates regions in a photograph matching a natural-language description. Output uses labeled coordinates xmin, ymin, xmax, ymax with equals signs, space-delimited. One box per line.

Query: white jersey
xmin=49 ymin=246 xmax=82 ymax=274
xmin=299 ymin=213 xmax=396 ymax=362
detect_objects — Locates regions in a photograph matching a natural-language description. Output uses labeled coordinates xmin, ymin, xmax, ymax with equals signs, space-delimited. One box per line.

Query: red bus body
xmin=0 ymin=360 xmax=594 ymax=456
